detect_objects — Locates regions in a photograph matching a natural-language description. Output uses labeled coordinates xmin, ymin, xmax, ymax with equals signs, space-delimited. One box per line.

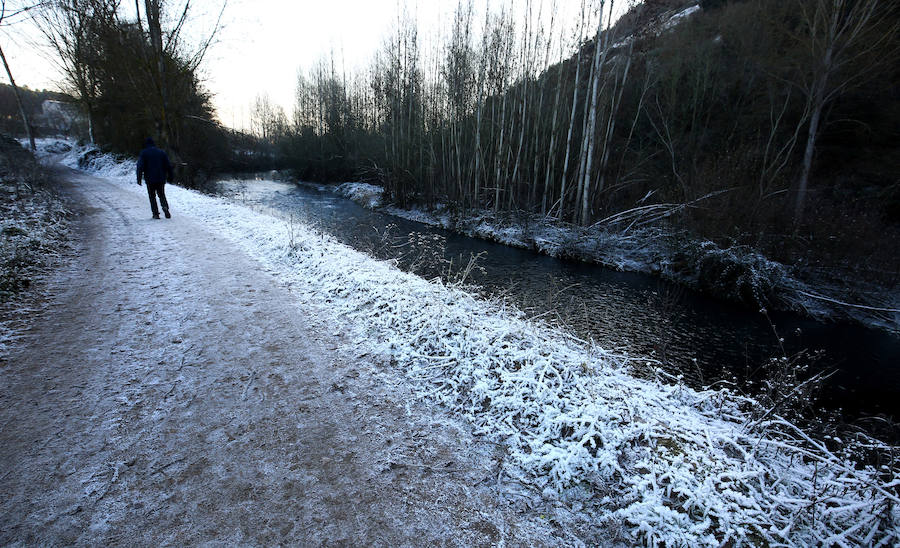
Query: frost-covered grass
xmin=0 ymin=189 xmax=68 ymax=294
xmin=45 ymin=140 xmax=900 ymax=546
xmin=335 ymin=182 xmax=384 ymax=209
xmin=0 ymin=139 xmax=70 ymax=357
xmin=0 ymin=142 xmax=70 ymax=297
xmin=382 ymin=201 xmax=792 ymax=303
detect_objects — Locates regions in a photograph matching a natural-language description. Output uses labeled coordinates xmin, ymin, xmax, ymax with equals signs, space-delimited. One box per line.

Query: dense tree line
xmin=255 ymin=0 xmax=898 ymax=278
xmin=34 ymin=0 xmax=238 ymax=184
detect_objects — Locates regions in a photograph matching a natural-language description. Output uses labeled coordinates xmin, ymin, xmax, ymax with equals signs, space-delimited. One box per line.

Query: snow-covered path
xmin=0 ymin=167 xmax=558 ymax=545
xmin=5 ymin=145 xmax=896 ymax=546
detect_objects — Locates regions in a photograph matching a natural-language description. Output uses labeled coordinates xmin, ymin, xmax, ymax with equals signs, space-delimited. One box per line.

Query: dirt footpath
xmin=0 ymin=169 xmax=561 ymax=546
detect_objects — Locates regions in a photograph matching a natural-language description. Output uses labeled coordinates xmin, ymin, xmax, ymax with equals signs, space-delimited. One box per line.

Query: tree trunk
xmin=0 ymin=44 xmax=36 ymax=151
xmin=542 ymin=63 xmax=563 ymax=215
xmin=558 ymin=48 xmax=584 ymax=220
xmin=596 ymin=42 xmax=632 ymax=200
xmin=573 ymin=43 xmax=596 ymax=222
xmin=795 ymin=81 xmax=825 ymax=226
xmin=144 ymin=0 xmax=172 ymax=149
xmin=473 ymin=99 xmax=483 ymax=206
xmin=576 ymin=22 xmax=605 ymax=225
xmin=87 ymin=108 xmax=95 ymax=144
xmin=494 ymin=92 xmax=508 ymax=212
xmin=796 ymin=30 xmax=835 ymax=227
xmin=509 ymin=79 xmax=528 ymax=210
xmin=529 ymin=70 xmax=547 ymax=209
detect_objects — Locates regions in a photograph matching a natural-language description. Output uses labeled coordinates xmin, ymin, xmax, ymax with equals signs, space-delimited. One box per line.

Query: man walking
xmin=136 ymin=137 xmax=174 ymax=219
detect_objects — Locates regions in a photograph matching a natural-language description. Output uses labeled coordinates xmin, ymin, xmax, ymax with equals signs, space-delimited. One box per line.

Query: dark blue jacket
xmin=136 ymin=139 xmax=174 ymax=185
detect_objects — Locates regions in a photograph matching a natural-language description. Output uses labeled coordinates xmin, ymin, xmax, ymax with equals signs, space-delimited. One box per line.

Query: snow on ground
xmin=661 ymin=4 xmax=702 ymax=31
xmin=4 ymin=164 xmax=568 ymax=545
xmin=0 ymin=142 xmax=71 ymax=360
xmin=335 ymin=182 xmax=384 ymax=209
xmin=41 ymin=140 xmax=900 ymax=546
xmin=610 ymin=1 xmax=701 ymax=51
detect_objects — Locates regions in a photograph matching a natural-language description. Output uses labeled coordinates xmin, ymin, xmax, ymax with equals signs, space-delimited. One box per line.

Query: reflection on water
xmin=214 ymin=175 xmax=900 ymax=426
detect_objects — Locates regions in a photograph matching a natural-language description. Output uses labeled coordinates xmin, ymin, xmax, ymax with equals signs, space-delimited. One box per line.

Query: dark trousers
xmin=146 ymin=182 xmax=169 ymax=216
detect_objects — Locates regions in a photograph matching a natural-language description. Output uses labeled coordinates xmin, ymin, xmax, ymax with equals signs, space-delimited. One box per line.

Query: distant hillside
xmin=589 ymin=0 xmax=900 ymax=268
xmin=0 ymin=84 xmax=84 ymax=138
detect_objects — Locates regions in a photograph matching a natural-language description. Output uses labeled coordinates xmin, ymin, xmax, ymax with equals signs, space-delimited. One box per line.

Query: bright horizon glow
xmin=1 ymin=0 xmax=627 ymax=132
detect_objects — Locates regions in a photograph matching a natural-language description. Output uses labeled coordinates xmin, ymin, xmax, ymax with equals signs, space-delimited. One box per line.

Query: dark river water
xmin=213 ymin=174 xmax=900 ymax=432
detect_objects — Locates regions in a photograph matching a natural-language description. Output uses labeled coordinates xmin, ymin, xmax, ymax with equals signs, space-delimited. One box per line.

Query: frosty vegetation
xmin=46 ymin=140 xmax=900 ymax=546
xmin=334 ymin=182 xmax=900 ymax=335
xmin=0 ymin=138 xmax=70 ymax=357
xmin=335 ymin=182 xmax=384 ymax=209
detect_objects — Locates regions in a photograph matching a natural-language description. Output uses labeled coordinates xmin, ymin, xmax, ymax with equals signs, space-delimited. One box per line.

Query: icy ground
xmin=3 ymin=142 xmax=898 ymax=546
xmin=0 ymin=172 xmax=70 ymax=358
xmin=0 ymin=164 xmax=567 ymax=545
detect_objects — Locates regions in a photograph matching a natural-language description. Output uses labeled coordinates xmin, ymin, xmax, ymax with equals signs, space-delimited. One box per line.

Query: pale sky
xmin=1 ymin=0 xmax=617 ymax=131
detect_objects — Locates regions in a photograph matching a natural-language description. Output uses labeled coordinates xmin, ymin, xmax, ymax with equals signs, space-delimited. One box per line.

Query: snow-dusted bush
xmin=37 ymin=139 xmax=133 ymax=179
xmin=41 ymin=141 xmax=72 ymax=154
xmin=335 ymin=182 xmax=384 ymax=209
xmin=683 ymin=241 xmax=789 ymax=306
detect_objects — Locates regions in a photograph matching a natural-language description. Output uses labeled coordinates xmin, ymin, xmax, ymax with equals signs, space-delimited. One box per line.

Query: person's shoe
xmin=164 ymin=210 xmax=171 ymax=219
xmin=152 ymin=214 xmax=160 ymax=219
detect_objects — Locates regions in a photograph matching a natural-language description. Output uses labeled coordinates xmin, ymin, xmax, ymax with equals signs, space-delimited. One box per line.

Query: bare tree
xmin=540 ymin=34 xmax=565 ymax=215
xmin=443 ymin=0 xmax=475 ymax=204
xmin=575 ymin=0 xmax=621 ymax=226
xmin=37 ymin=0 xmax=118 ymax=144
xmin=593 ymin=39 xmax=633 ymax=213
xmin=250 ymin=92 xmax=286 ymax=142
xmin=558 ymin=0 xmax=590 ymax=220
xmin=0 ymin=0 xmax=42 ymax=150
xmin=789 ymin=0 xmax=898 ymax=225
xmin=133 ymin=0 xmax=226 ymax=152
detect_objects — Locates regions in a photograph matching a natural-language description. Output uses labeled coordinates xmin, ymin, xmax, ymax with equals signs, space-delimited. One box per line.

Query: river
xmin=213 ymin=174 xmax=900 ymax=434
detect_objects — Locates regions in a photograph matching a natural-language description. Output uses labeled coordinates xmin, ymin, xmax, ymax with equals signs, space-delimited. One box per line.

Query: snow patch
xmin=335 ymin=182 xmax=384 ymax=209
xmin=662 ymin=4 xmax=701 ymax=31
xmin=37 ymin=139 xmax=133 ymax=179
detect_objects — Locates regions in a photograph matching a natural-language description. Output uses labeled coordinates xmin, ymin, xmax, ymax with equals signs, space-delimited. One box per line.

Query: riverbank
xmin=334 ymin=182 xmax=900 ymax=335
xmin=30 ymin=139 xmax=900 ymax=544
